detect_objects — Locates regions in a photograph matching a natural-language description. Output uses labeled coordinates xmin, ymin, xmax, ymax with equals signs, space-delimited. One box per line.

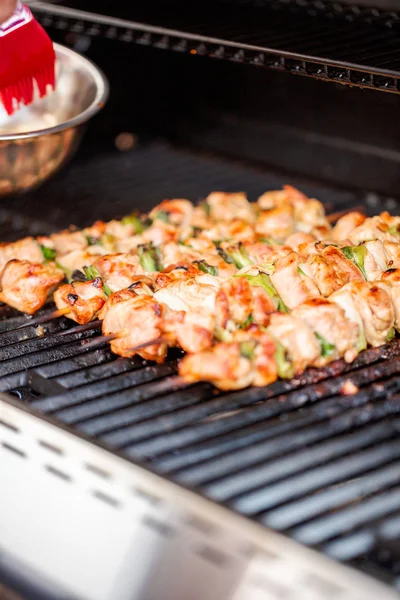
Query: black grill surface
xmin=2 ymin=141 xmax=400 ymax=589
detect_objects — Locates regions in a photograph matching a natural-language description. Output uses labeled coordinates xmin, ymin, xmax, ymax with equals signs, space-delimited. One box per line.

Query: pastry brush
xmin=0 ymin=0 xmax=55 ymax=115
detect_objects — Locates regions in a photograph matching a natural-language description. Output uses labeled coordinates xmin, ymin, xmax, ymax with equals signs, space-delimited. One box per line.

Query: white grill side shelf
xmin=1 ymin=395 xmax=398 ymax=600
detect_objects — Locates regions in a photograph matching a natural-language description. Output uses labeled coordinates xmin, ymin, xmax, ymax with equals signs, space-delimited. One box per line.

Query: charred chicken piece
xmin=99 ymin=290 xmax=173 ymax=362
xmin=53 ymin=278 xmax=107 ymax=324
xmin=0 ymin=260 xmax=64 ymax=314
xmin=179 ymin=328 xmax=278 ymax=390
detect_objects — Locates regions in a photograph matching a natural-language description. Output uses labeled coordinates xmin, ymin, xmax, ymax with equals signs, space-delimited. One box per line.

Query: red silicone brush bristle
xmin=0 ymin=9 xmax=55 ymax=115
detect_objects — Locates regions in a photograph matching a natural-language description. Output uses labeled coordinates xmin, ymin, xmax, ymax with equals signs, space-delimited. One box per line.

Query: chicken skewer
xmin=82 ymin=266 xmax=398 ymax=390
xmin=0 ymin=187 xmax=360 ymax=315
xmin=37 ymin=223 xmax=400 ymax=332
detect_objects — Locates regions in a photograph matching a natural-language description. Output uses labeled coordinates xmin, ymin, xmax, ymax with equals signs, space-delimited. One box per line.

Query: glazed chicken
xmin=1 ymin=186 xmax=400 ymax=393
xmin=0 ymin=260 xmax=64 ymax=314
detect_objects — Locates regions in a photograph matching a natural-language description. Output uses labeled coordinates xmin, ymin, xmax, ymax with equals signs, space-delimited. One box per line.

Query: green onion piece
xmin=258 ymin=236 xmax=283 ymax=245
xmin=137 ymin=244 xmax=163 ymax=272
xmin=100 ymin=233 xmax=116 ymax=252
xmin=238 ymin=272 xmax=288 ymax=313
xmin=298 ymin=266 xmax=306 ymax=276
xmin=341 ymin=245 xmax=368 ymax=279
xmin=83 ymin=265 xmax=101 ymax=280
xmin=82 ymin=265 xmax=112 ymax=296
xmin=274 ymin=341 xmax=295 ymax=379
xmin=85 ymin=235 xmax=99 ymax=246
xmin=239 ymin=340 xmax=257 ymax=359
xmin=357 ymin=328 xmax=367 ymax=352
xmin=314 ymin=332 xmax=336 ymax=358
xmin=240 ymin=314 xmax=254 ymax=329
xmin=40 ymin=245 xmax=56 ymax=261
xmin=229 ymin=244 xmax=252 ymax=269
xmin=388 ymin=225 xmax=400 ymax=236
xmin=194 ymin=260 xmax=218 ymax=276
xmin=153 ymin=210 xmax=170 ymax=223
xmin=121 ymin=214 xmax=146 ymax=234
xmin=200 ymin=200 xmax=211 ymax=217
xmin=214 ymin=327 xmax=232 ymax=343
xmin=216 ymin=246 xmax=234 ymax=265
xmin=386 ymin=327 xmax=396 ymax=342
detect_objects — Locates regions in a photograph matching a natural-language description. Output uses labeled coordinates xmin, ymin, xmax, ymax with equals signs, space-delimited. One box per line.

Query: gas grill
xmin=2 ymin=1 xmax=400 ymax=599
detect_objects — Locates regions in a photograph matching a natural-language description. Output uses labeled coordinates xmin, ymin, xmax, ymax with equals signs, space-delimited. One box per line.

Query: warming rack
xmin=28 ymin=0 xmax=400 ymax=93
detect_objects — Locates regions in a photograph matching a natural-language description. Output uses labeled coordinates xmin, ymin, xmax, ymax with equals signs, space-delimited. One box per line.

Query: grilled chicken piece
xmin=331 ymin=211 xmax=366 ymax=241
xmin=267 ymin=312 xmax=320 ymax=373
xmin=285 ymin=232 xmax=317 ymax=250
xmin=179 ymin=328 xmax=278 ymax=390
xmin=257 ymin=189 xmax=288 ymax=210
xmin=330 ymin=282 xmax=395 ymax=348
xmin=299 ymin=254 xmax=345 ymax=297
xmin=0 ymin=237 xmax=44 ymax=275
xmin=257 ymin=186 xmax=331 ymax=239
xmin=379 ymin=269 xmax=400 ymax=331
xmin=320 ymin=245 xmax=364 ymax=283
xmin=53 ymin=279 xmax=107 ymax=324
xmin=56 ymin=248 xmax=108 ymax=275
xmin=204 ymin=219 xmax=256 ymax=243
xmin=270 ymin=251 xmax=320 ymax=309
xmin=205 ymin=192 xmax=255 ymax=224
xmin=149 ymin=199 xmax=194 ymax=228
xmin=243 ymin=242 xmax=291 ymax=265
xmin=292 ymin=298 xmax=360 ymax=365
xmin=298 ymin=243 xmax=363 ymax=297
xmin=154 ymin=278 xmax=217 ymax=332
xmin=363 ymin=240 xmax=387 ymax=281
xmin=93 ymin=253 xmax=144 ymax=293
xmin=349 ymin=213 xmax=400 ymax=245
xmin=0 ymin=260 xmax=64 ymax=314
xmin=283 ymin=185 xmax=331 ymax=237
xmin=117 ymin=220 xmax=178 ymax=253
xmin=99 ymin=290 xmax=172 ymax=362
xmin=159 ymin=240 xmax=233 ymax=277
xmin=83 ymin=220 xmax=107 ymax=242
xmin=383 ymin=241 xmax=400 ymax=270
xmin=50 ymin=230 xmax=88 ymax=254
xmin=256 ymin=204 xmax=295 ymax=242
xmin=215 ymin=276 xmax=275 ymax=331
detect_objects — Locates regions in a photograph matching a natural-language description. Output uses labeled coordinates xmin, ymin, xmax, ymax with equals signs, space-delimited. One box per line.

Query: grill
xmin=1 ymin=141 xmax=400 ymax=599
xmin=2 ymin=1 xmax=400 ymax=599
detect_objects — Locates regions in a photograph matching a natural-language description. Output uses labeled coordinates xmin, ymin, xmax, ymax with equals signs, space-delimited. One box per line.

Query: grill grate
xmin=2 ymin=302 xmax=400 ymax=588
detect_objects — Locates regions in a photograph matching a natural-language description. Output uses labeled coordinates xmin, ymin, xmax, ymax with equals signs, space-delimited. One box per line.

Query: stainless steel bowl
xmin=0 ymin=43 xmax=109 ymax=196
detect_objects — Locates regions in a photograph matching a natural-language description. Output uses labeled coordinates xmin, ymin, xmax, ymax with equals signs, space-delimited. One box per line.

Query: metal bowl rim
xmin=0 ymin=43 xmax=109 ymax=141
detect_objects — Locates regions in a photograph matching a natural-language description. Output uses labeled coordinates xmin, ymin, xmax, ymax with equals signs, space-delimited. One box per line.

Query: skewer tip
xmin=16 ymin=307 xmax=71 ymax=329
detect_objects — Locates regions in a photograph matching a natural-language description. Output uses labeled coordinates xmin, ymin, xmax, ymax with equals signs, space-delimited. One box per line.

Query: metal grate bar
xmin=55 ymin=355 xmax=145 ymax=388
xmin=0 ymin=326 xmax=101 ymax=362
xmin=0 ymin=338 xmax=107 ymax=382
xmin=119 ymin=355 xmax=400 ymax=458
xmin=30 ymin=362 xmax=178 ymax=414
xmin=74 ymin=382 xmax=213 ymax=436
xmin=243 ymin=430 xmax=400 ymax=519
xmin=34 ymin=348 xmax=115 ymax=379
xmin=153 ymin=384 xmax=400 ymax=475
xmin=172 ymin=393 xmax=400 ymax=491
xmin=205 ymin=417 xmax=400 ymax=504
xmin=301 ymin=485 xmax=400 ymax=548
xmin=264 ymin=460 xmax=400 ymax=532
